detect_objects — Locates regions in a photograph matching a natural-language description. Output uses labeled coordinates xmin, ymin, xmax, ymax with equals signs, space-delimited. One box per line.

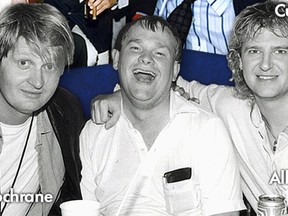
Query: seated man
xmin=92 ymin=1 xmax=288 ymax=215
xmin=0 ymin=3 xmax=84 ymax=216
xmin=80 ymin=16 xmax=245 ymax=215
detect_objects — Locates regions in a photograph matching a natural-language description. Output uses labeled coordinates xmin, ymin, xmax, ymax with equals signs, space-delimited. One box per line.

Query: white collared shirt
xmin=80 ymin=91 xmax=245 ymax=215
xmin=177 ymin=76 xmax=288 ymax=211
xmin=155 ymin=0 xmax=235 ymax=54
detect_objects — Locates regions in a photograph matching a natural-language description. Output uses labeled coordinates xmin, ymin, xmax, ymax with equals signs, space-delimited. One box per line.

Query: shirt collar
xmin=120 ymin=90 xmax=200 ymax=121
xmin=207 ymin=0 xmax=232 ymax=16
xmin=250 ymin=102 xmax=264 ymax=129
xmin=37 ymin=111 xmax=52 ymax=135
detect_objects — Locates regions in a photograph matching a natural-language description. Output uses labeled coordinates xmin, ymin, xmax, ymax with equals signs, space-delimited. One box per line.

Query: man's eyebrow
xmin=273 ymin=46 xmax=288 ymax=50
xmin=126 ymin=39 xmax=141 ymax=44
xmin=242 ymin=45 xmax=259 ymax=52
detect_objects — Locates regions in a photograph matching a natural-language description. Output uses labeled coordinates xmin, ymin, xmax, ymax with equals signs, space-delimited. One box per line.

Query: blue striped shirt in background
xmin=154 ymin=0 xmax=235 ymax=55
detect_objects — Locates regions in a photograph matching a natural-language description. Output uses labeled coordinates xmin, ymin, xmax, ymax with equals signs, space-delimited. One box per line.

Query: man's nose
xmin=28 ymin=69 xmax=44 ymax=89
xmin=138 ymin=51 xmax=154 ymax=65
xmin=260 ymin=53 xmax=273 ymax=72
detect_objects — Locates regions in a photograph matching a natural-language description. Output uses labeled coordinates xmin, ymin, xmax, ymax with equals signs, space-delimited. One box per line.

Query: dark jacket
xmin=44 ymin=87 xmax=85 ymax=215
xmin=44 ymin=0 xmax=120 ymax=53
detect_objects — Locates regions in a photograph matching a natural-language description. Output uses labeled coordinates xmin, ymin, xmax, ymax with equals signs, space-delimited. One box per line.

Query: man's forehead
xmin=125 ymin=22 xmax=176 ymax=44
xmin=243 ymin=27 xmax=288 ymax=43
xmin=11 ymin=37 xmax=60 ymax=63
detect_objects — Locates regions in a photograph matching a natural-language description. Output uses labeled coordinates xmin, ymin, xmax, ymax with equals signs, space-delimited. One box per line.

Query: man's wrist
xmin=111 ymin=0 xmax=118 ymax=10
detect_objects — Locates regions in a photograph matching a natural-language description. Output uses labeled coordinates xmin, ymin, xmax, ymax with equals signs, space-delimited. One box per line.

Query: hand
xmin=91 ymin=91 xmax=121 ymax=129
xmin=12 ymin=0 xmax=28 ymax=4
xmin=172 ymin=84 xmax=200 ymax=104
xmin=88 ymin=0 xmax=117 ymax=16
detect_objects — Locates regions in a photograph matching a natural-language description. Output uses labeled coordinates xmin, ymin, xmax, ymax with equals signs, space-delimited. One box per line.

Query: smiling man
xmin=80 ymin=16 xmax=245 ymax=216
xmin=88 ymin=1 xmax=288 ymax=215
xmin=0 ymin=3 xmax=84 ymax=216
xmin=175 ymin=1 xmax=288 ymax=214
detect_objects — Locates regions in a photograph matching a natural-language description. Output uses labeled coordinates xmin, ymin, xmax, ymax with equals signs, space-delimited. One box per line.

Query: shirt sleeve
xmin=117 ymin=0 xmax=128 ymax=9
xmin=176 ymin=75 xmax=230 ymax=113
xmin=196 ymin=117 xmax=246 ymax=215
xmin=80 ymin=121 xmax=98 ymax=200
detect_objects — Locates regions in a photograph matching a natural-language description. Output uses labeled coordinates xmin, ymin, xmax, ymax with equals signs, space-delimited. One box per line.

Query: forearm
xmin=213 ymin=211 xmax=239 ymax=216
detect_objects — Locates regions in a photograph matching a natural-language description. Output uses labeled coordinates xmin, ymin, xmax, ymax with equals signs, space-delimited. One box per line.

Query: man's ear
xmin=112 ymin=49 xmax=120 ymax=70
xmin=172 ymin=62 xmax=180 ymax=81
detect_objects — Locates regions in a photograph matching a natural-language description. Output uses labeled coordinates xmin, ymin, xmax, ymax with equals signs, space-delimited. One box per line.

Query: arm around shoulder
xmin=213 ymin=212 xmax=239 ymax=216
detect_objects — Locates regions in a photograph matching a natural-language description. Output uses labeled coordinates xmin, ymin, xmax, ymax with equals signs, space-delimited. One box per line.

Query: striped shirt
xmin=154 ymin=0 xmax=235 ymax=54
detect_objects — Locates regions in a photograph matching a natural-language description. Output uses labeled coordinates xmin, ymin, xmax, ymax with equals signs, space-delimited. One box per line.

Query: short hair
xmin=228 ymin=1 xmax=288 ymax=100
xmin=114 ymin=16 xmax=182 ymax=62
xmin=0 ymin=3 xmax=74 ymax=67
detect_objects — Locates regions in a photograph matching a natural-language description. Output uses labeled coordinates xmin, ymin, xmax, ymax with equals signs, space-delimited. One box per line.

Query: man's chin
xmin=18 ymin=103 xmax=46 ymax=115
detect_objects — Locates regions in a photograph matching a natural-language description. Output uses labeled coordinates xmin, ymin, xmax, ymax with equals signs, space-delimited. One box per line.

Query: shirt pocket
xmin=162 ymin=178 xmax=201 ymax=215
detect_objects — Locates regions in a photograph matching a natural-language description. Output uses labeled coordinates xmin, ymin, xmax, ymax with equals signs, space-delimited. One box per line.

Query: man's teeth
xmin=133 ymin=69 xmax=156 ymax=83
xmin=133 ymin=69 xmax=156 ymax=77
xmin=257 ymin=75 xmax=278 ymax=80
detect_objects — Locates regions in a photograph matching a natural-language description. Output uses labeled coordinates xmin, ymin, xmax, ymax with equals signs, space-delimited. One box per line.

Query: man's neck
xmin=0 ymin=109 xmax=30 ymax=125
xmin=123 ymin=97 xmax=170 ymax=150
xmin=256 ymin=96 xmax=288 ymax=136
xmin=0 ymin=95 xmax=32 ymax=125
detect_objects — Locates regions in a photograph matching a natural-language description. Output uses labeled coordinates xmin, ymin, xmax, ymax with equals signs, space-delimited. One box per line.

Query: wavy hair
xmin=228 ymin=1 xmax=288 ymax=100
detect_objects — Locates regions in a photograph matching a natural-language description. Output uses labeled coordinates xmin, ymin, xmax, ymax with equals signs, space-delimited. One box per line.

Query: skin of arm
xmin=91 ymin=90 xmax=121 ymax=129
xmin=91 ymin=83 xmax=194 ymax=129
xmin=213 ymin=212 xmax=239 ymax=216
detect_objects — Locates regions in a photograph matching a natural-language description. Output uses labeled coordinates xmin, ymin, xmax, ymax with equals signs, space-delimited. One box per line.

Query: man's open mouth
xmin=133 ymin=69 xmax=156 ymax=83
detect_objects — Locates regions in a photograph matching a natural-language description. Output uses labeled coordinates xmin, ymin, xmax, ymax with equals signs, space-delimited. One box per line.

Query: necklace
xmin=0 ymin=113 xmax=35 ymax=215
xmin=262 ymin=114 xmax=288 ymax=153
xmin=265 ymin=124 xmax=278 ymax=152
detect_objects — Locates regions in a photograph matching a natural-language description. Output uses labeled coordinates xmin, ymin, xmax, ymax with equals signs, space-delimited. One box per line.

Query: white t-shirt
xmin=0 ymin=117 xmax=39 ymax=216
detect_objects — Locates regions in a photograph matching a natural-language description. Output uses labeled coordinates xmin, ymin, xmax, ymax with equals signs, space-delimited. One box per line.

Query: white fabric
xmin=0 ymin=117 xmax=38 ymax=216
xmin=177 ymin=76 xmax=288 ymax=211
xmin=154 ymin=0 xmax=235 ymax=54
xmin=0 ymin=0 xmax=11 ymax=12
xmin=72 ymin=25 xmax=98 ymax=67
xmin=80 ymin=91 xmax=245 ymax=216
xmin=118 ymin=0 xmax=128 ymax=9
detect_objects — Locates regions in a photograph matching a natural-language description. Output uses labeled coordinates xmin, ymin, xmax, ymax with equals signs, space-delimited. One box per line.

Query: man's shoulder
xmin=81 ymin=119 xmax=113 ymax=140
xmin=48 ymin=87 xmax=83 ymax=114
xmin=172 ymin=91 xmax=224 ymax=123
xmin=45 ymin=87 xmax=85 ymax=129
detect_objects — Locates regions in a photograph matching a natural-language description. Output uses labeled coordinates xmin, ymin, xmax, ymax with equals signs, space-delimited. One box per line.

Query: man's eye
xmin=275 ymin=49 xmax=287 ymax=54
xmin=43 ymin=64 xmax=56 ymax=71
xmin=155 ymin=52 xmax=165 ymax=57
xmin=18 ymin=60 xmax=31 ymax=69
xmin=248 ymin=50 xmax=260 ymax=54
xmin=130 ymin=46 xmax=140 ymax=51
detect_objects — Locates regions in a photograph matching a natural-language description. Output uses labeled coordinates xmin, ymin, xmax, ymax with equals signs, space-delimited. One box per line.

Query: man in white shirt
xmin=92 ymin=1 xmax=288 ymax=215
xmin=80 ymin=16 xmax=245 ymax=215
